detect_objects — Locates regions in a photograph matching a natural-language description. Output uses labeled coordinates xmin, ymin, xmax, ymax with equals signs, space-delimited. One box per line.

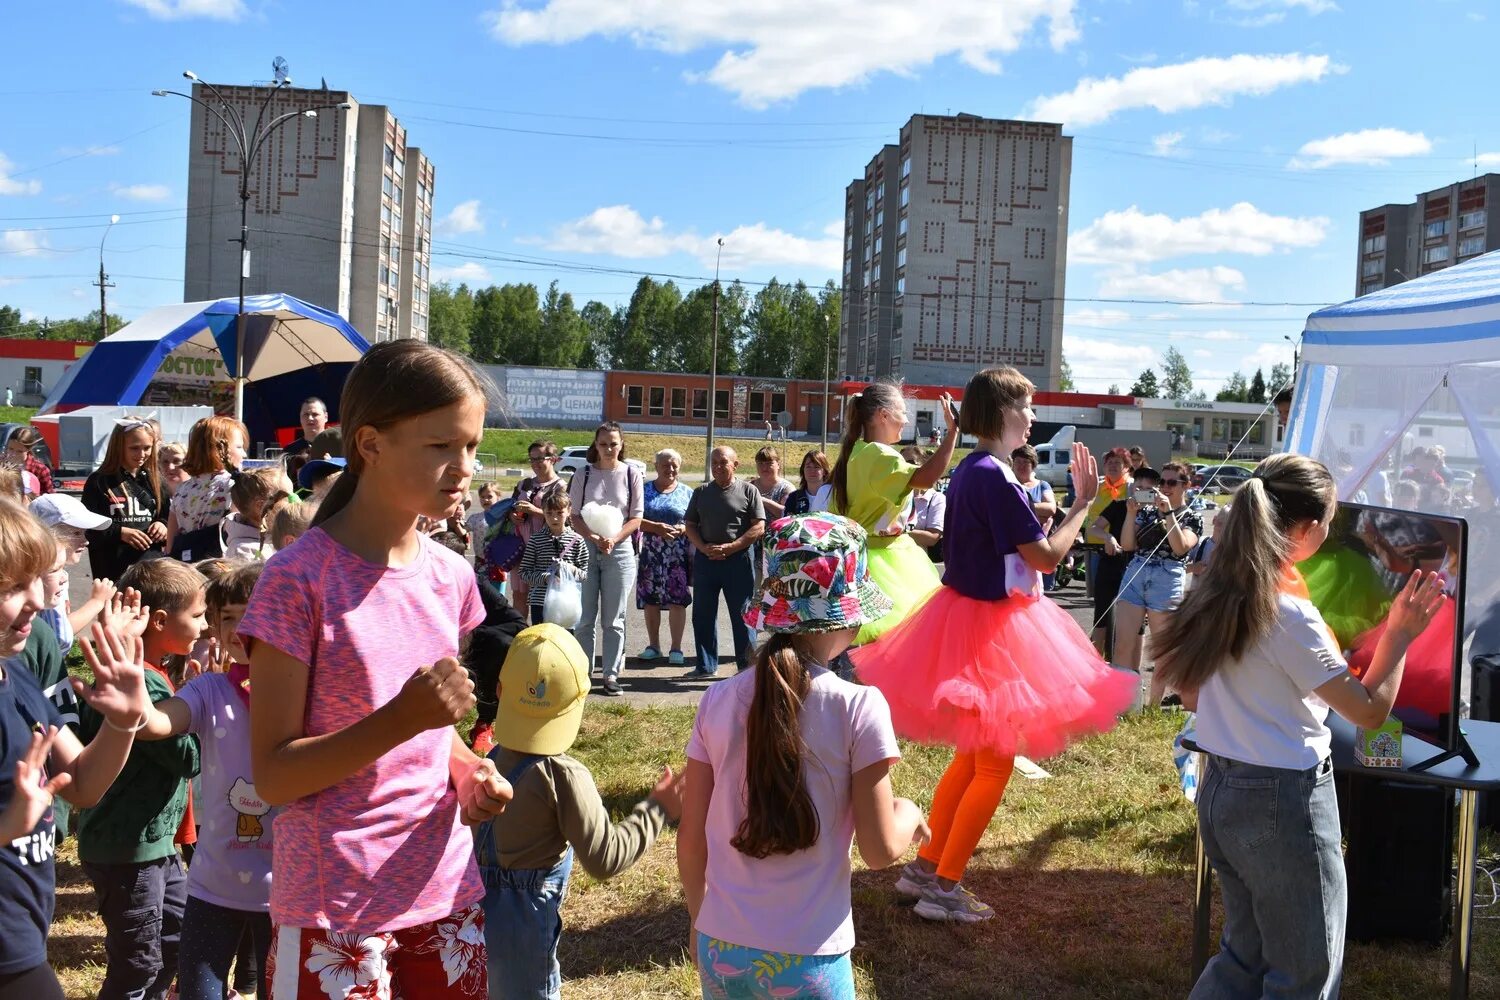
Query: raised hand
xmin=1070 ymin=442 xmax=1099 ymax=507
xmin=1387 ymin=570 xmax=1447 ymax=644
xmin=89 ymin=577 xmax=118 ymax=608
xmin=392 ymin=656 xmax=476 ymax=735
xmin=102 ymin=588 xmax=150 ymax=640
xmin=72 ymin=623 xmax=150 ymax=730
xmin=0 ymin=727 xmax=73 ymax=842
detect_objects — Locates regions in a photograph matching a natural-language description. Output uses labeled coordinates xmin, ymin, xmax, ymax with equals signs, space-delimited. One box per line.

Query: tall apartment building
xmin=1356 ymin=174 xmax=1499 ymax=296
xmin=182 ymin=82 xmax=434 ymax=342
xmin=840 ymin=114 xmax=1071 ymax=390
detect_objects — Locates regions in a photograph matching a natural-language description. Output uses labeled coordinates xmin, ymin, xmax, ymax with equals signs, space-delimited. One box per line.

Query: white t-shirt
xmin=807 ymin=484 xmax=833 ymax=513
xmin=1195 ymin=594 xmax=1349 ymax=770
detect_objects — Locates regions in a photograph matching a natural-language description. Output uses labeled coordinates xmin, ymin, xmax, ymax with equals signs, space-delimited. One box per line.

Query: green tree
xmin=1269 ymin=362 xmax=1293 ymax=393
xmin=1161 ymin=347 xmax=1193 ymax=399
xmin=615 ymin=277 xmax=681 ymax=371
xmin=491 ymin=283 xmax=542 ymax=365
xmin=1216 ymin=371 xmax=1248 ymax=403
xmin=1057 ymin=355 xmax=1076 ymax=392
xmin=470 ymin=286 xmax=505 ymax=363
xmin=537 ymin=282 xmax=588 ymax=368
xmin=1247 ymin=368 xmax=1267 ymax=404
xmin=577 ymin=300 xmax=617 ymax=369
xmin=427 ymin=282 xmax=474 ymax=356
xmin=0 ymin=306 xmax=22 ymax=338
xmin=1130 ymin=369 xmax=1161 ymax=398
xmin=741 ymin=279 xmax=798 ymax=377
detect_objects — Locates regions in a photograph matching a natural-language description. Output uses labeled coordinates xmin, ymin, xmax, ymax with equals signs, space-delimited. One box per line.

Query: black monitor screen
xmin=1297 ymin=501 xmax=1466 ymax=751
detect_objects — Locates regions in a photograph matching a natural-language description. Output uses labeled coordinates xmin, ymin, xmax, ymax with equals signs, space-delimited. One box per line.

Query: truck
xmin=1032 ymin=426 xmax=1175 ymax=489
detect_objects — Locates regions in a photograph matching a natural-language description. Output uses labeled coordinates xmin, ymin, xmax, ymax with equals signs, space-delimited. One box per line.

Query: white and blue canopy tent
xmin=1289 ymin=248 xmax=1500 ymax=654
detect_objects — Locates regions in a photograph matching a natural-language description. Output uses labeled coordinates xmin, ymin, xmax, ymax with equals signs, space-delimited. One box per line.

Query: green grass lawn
xmin=0 ymin=404 xmax=39 ymax=425
xmin=48 ymin=707 xmax=1498 ymax=999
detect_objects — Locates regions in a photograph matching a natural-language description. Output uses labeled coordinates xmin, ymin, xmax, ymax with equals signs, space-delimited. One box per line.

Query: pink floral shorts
xmin=267 ymin=905 xmax=487 ymax=999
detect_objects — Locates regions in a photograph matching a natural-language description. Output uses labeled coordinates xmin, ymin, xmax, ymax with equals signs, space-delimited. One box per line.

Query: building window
xmin=384 ymin=144 xmax=395 ymax=169
xmin=875 ymin=209 xmax=883 ymax=229
xmin=898 ymin=215 xmax=908 ymax=236
xmin=864 ymin=241 xmax=871 ymax=262
xmin=1362 ymin=234 xmax=1386 ymax=254
xmin=383 ymin=174 xmax=394 ymax=197
xmin=748 ymin=392 xmax=765 ymax=422
xmin=381 ymin=204 xmax=392 ymax=227
xmin=1461 ymin=209 xmax=1487 ymax=231
xmin=715 ymin=389 xmax=730 ymax=420
xmin=1460 ymin=235 xmax=1486 ymax=256
xmin=648 ymin=386 xmax=666 ymax=417
xmin=1418 ymin=425 xmax=1434 ymax=438
xmin=671 ymin=387 xmax=687 ymax=418
xmin=1349 ymin=424 xmax=1365 ymax=447
xmin=22 ymin=366 xmax=41 ymax=395
xmin=901 ymin=157 xmax=910 ymax=178
xmin=845 ymin=233 xmax=853 ymax=250
xmin=626 ymin=385 xmax=643 ymax=416
xmin=1423 ymin=244 xmax=1451 ymax=264
xmin=896 ymin=275 xmax=905 ymax=296
xmin=1425 ymin=219 xmax=1449 ymax=240
xmin=897 ymin=247 xmax=906 ymax=268
xmin=874 ymin=236 xmax=882 ymax=256
xmin=770 ymin=392 xmax=786 ymax=419
xmin=692 ymin=389 xmax=708 ymax=419
xmin=872 ymin=264 xmax=880 ymax=282
xmin=1361 ymin=257 xmax=1383 ymax=277
xmin=900 ymin=185 xmax=909 ymax=207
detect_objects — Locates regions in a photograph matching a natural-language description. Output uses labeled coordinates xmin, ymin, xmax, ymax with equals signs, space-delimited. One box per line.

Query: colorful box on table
xmin=1355 ymin=718 xmax=1403 ymax=769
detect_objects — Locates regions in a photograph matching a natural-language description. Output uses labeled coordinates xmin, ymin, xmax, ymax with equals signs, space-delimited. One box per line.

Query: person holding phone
xmin=1113 ymin=464 xmax=1202 ymax=705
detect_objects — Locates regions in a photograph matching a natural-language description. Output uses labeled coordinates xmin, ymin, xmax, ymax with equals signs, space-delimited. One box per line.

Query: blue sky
xmin=2 ymin=0 xmax=1495 ymax=393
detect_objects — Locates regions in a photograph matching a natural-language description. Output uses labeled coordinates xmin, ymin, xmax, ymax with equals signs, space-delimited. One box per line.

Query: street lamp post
xmin=154 ymin=71 xmax=351 ymax=423
xmin=820 ymin=310 xmax=833 ymax=453
xmin=1282 ymin=333 xmax=1300 ymax=376
xmin=704 ymin=237 xmax=724 ymax=480
xmin=94 ymin=214 xmax=119 ymax=340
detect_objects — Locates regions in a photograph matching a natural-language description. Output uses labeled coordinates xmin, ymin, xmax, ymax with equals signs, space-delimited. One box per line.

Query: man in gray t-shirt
xmin=684 ymin=446 xmax=766 ymax=677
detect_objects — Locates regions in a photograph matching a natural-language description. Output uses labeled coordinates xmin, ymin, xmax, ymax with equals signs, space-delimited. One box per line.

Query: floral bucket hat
xmin=744 ymin=513 xmax=893 ymax=634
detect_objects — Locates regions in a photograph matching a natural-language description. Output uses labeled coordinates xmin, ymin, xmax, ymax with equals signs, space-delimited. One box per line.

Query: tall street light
xmin=704 ymin=236 xmax=724 ymax=480
xmin=154 ymin=71 xmax=351 ymax=423
xmin=94 ymin=214 xmax=119 ymax=340
xmin=820 ymin=308 xmax=833 ymax=453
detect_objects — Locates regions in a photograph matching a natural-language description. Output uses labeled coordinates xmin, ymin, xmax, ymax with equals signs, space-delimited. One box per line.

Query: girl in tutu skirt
xmin=828 ymin=382 xmax=960 ymax=646
xmin=852 ymin=367 xmax=1136 ymax=922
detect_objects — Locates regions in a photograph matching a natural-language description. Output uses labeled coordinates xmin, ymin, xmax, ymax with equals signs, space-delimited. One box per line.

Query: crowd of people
xmin=0 ymin=344 xmax=1453 ymax=1000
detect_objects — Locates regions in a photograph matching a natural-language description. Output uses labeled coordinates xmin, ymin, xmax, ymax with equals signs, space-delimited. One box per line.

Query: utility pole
xmin=94 ymin=214 xmax=119 ymax=340
xmin=821 ymin=310 xmax=833 ymax=453
xmin=705 ymin=237 xmax=724 ymax=480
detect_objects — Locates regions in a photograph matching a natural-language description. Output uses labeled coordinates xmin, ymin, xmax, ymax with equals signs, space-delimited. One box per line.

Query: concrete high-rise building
xmin=1356 ymin=174 xmax=1499 ymax=297
xmin=840 ymin=114 xmax=1071 ymax=390
xmin=182 ymin=83 xmax=434 ymax=342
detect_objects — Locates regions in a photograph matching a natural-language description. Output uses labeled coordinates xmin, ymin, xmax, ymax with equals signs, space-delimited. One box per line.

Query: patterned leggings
xmin=696 ymin=934 xmax=855 ymax=999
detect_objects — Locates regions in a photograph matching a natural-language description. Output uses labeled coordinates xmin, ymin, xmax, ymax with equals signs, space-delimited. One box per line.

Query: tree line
xmin=0 ymin=306 xmax=124 ymax=342
xmin=429 ymin=276 xmax=843 ymax=378
xmin=1118 ymin=346 xmax=1291 ymax=404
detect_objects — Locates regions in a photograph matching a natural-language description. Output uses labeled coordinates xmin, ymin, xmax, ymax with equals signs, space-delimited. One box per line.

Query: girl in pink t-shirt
xmin=240 ymin=340 xmax=512 ymax=1000
xmin=677 ymin=514 xmax=929 ymax=999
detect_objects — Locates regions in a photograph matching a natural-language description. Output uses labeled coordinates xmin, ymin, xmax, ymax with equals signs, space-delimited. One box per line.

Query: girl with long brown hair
xmin=1156 ymin=454 xmax=1444 ymax=998
xmin=828 ymin=382 xmax=958 ymax=644
xmin=165 ymin=415 xmax=248 ymax=561
xmin=678 ymin=514 xmax=927 ymax=999
xmin=81 ymin=417 xmax=170 ymax=582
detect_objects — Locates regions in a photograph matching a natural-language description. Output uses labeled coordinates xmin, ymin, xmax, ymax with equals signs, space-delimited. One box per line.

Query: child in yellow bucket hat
xmin=473 ymin=623 xmax=684 ymax=1000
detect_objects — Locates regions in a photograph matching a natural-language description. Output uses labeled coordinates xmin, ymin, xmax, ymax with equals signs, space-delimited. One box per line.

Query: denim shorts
xmin=1117 ymin=555 xmax=1186 ymax=613
xmin=480 ymin=849 xmax=573 ymax=1000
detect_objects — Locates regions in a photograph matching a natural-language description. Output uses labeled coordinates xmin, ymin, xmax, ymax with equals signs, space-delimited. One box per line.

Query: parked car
xmin=1193 ymin=464 xmax=1254 ymax=493
xmin=1032 ymin=443 xmax=1074 ymax=488
xmin=555 ymin=446 xmax=647 ymax=479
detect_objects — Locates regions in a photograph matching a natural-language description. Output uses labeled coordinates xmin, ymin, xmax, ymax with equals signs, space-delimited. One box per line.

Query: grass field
xmin=49 ymin=708 xmax=1499 ymax=999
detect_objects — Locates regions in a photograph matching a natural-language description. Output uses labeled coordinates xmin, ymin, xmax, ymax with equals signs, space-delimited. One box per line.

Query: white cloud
xmin=1289 ymin=128 xmax=1432 ymax=168
xmin=110 ymin=183 xmax=171 ymax=202
xmin=432 ymin=261 xmax=493 ymax=284
xmin=1 ymin=230 xmax=49 ymax=257
xmin=486 ymin=0 xmax=1080 ymax=107
xmin=534 ymin=205 xmax=842 ymax=271
xmin=1072 ymin=201 xmax=1328 ymax=265
xmin=1065 ymin=307 xmax=1132 ymax=327
xmin=1063 ymin=334 xmax=1157 ymax=389
xmin=119 ymin=0 xmax=245 ymax=19
xmin=1225 ymin=0 xmax=1338 ymax=12
xmin=1152 ymin=131 xmax=1185 ymax=156
xmin=1120 ymin=52 xmax=1158 ymax=64
xmin=1099 ymin=266 xmax=1247 ymax=303
xmin=435 ymin=199 xmax=484 ymax=237
xmin=0 ymin=153 xmax=41 ymax=197
xmin=1026 ymin=53 xmax=1340 ymax=127
xmin=60 ymin=144 xmax=121 ymax=157
xmin=1475 ymin=152 xmax=1500 ymax=168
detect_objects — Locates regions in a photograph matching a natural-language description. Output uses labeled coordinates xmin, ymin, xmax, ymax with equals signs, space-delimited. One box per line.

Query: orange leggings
xmin=917 ymin=749 xmax=1015 ymax=883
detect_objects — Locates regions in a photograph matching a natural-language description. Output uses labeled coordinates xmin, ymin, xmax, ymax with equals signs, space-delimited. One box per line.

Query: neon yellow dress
xmin=835 ymin=440 xmax=941 ymax=644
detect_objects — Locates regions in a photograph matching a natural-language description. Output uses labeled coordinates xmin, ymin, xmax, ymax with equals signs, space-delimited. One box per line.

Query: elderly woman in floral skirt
xmin=637 ymin=448 xmax=693 ymax=664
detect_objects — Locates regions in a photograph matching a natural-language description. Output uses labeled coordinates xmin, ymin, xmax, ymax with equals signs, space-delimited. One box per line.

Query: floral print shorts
xmin=267 ymin=905 xmax=487 ymax=999
xmin=696 ymin=934 xmax=855 ymax=999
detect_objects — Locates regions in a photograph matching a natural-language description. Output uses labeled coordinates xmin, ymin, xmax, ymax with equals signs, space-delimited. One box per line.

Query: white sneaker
xmin=913 ymin=882 xmax=995 ymax=923
xmin=894 ymin=862 xmax=939 ymax=900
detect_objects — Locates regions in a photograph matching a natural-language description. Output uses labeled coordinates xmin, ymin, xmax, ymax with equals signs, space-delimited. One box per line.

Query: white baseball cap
xmin=29 ymin=494 xmax=112 ymax=532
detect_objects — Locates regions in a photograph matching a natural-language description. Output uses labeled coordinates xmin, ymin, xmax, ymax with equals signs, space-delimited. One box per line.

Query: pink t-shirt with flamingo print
xmin=238 ymin=527 xmax=486 ymax=932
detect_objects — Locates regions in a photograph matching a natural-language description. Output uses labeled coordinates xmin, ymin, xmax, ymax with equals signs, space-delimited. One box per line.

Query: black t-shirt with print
xmin=0 ymin=661 xmax=65 ymax=974
xmin=1132 ymin=506 xmax=1204 ymax=563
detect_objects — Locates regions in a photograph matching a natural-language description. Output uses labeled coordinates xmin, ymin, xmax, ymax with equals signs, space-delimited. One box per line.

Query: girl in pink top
xmin=240 ymin=340 xmax=512 ymax=1000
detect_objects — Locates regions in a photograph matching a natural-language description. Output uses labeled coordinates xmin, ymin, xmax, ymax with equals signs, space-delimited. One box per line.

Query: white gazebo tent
xmin=1289 ymin=248 xmax=1500 ymax=656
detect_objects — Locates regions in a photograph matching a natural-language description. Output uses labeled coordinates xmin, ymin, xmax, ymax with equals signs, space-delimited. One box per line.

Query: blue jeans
xmin=1192 ymin=755 xmax=1346 ymax=1000
xmin=81 ymin=854 xmax=187 ymax=1000
xmin=479 ymin=849 xmax=574 ymax=1000
xmin=696 ymin=934 xmax=855 ymax=999
xmin=1118 ymin=555 xmax=1186 ymax=613
xmin=691 ymin=550 xmax=756 ymax=675
xmin=576 ymin=542 xmax=636 ymax=682
xmin=176 ymin=895 xmax=270 ymax=1000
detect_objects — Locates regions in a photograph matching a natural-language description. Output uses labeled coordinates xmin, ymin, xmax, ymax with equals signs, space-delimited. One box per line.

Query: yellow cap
xmin=496 ymin=624 xmax=591 ymax=756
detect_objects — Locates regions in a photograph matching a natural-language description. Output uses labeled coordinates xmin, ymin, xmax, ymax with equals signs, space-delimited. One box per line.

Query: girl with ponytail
xmin=828 ymin=382 xmax=958 ymax=644
xmin=239 ymin=340 xmax=511 ymax=998
xmin=1155 ymin=453 xmax=1444 ymax=999
xmin=678 ymin=514 xmax=928 ymax=999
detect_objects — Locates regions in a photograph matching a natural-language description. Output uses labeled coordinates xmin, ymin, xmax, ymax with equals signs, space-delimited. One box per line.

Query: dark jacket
xmin=81 ymin=468 xmax=170 ymax=583
xmin=75 ymin=667 xmax=199 ymax=864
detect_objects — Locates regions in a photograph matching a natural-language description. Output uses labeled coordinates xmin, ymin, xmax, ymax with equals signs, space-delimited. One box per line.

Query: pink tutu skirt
xmin=851 ymin=586 xmax=1137 ymax=758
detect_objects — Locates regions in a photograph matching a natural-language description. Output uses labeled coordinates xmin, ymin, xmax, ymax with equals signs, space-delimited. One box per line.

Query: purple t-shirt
xmin=686 ymin=667 xmax=899 ymax=955
xmin=176 ymin=673 xmax=277 ymax=912
xmin=941 ymin=451 xmax=1046 ymax=600
xmin=237 ymin=528 xmax=486 ymax=932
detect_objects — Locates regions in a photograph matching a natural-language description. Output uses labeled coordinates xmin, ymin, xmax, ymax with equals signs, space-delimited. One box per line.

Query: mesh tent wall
xmin=1289 ymin=248 xmax=1500 ymax=660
